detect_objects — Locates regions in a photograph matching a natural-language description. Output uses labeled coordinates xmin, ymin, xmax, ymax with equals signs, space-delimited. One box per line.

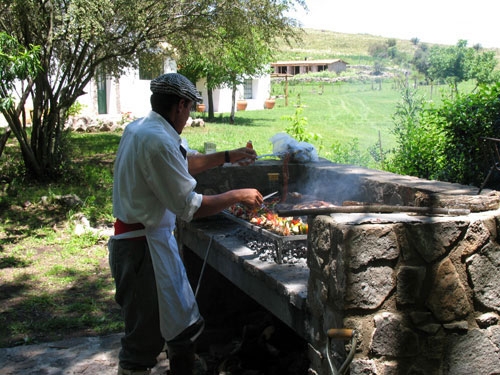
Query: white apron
xmin=145 ymin=211 xmax=201 ymax=341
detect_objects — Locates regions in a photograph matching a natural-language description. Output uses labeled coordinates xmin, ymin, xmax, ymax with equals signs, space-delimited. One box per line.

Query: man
xmin=108 ymin=73 xmax=263 ymax=375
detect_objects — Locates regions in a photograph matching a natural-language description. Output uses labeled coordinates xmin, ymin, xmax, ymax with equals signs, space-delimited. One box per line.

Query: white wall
xmin=196 ymin=74 xmax=271 ymax=113
xmin=2 ymin=63 xmax=272 ymax=126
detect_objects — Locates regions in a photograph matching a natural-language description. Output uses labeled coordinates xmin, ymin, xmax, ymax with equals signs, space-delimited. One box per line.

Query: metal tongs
xmin=261 ymin=191 xmax=278 ymax=208
xmin=263 ymin=191 xmax=278 ymax=201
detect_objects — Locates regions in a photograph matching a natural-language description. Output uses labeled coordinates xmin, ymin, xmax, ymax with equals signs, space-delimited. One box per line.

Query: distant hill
xmin=274 ymin=28 xmax=500 ymax=66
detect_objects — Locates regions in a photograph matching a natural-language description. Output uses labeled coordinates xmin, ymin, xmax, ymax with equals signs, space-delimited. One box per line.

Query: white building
xmin=78 ymin=59 xmax=271 ymax=119
xmin=271 ymin=59 xmax=348 ymax=76
xmin=0 ymin=58 xmax=272 ymax=127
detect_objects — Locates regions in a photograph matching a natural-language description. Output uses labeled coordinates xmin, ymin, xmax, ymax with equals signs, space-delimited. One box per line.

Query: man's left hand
xmin=230 ymin=147 xmax=257 ymax=166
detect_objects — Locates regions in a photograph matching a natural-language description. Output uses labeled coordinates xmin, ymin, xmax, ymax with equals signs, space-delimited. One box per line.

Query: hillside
xmin=274 ymin=28 xmax=500 ymax=65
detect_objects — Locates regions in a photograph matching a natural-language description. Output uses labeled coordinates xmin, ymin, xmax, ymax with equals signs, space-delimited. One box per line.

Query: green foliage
xmin=0 ymin=32 xmax=41 ymax=111
xmin=467 ymin=50 xmax=499 ymax=86
xmin=66 ymin=101 xmax=86 ymax=117
xmin=385 ymin=83 xmax=445 ymax=179
xmin=436 ymin=83 xmax=500 ymax=185
xmin=386 ymin=82 xmax=500 ymax=186
xmin=330 ymin=138 xmax=370 ymax=166
xmin=2 ymin=0 xmax=305 ymax=179
xmin=282 ymin=96 xmax=309 ymax=142
xmin=426 ymin=40 xmax=498 ymax=91
xmin=281 ymin=95 xmax=322 ymax=145
xmin=0 ymin=32 xmax=41 ymax=82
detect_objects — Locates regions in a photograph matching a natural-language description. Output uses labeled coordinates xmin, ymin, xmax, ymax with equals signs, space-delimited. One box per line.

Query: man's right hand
xmin=237 ymin=188 xmax=263 ymax=209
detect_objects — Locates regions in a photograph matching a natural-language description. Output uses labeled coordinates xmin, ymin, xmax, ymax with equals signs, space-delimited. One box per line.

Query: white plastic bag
xmin=270 ymin=133 xmax=318 ymax=163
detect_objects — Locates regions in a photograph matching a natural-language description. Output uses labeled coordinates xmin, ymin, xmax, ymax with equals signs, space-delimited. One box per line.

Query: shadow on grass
xmin=0 ymin=263 xmax=122 ymax=348
xmin=0 ymin=202 xmax=70 ymax=248
xmin=70 ymin=132 xmax=122 ymax=156
xmin=200 ymin=114 xmax=280 ymax=128
xmin=0 ymin=255 xmax=31 ymax=269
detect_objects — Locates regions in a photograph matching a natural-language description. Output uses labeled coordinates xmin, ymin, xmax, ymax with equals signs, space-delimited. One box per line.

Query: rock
xmin=345 ymin=225 xmax=399 ymax=269
xmin=456 ymin=220 xmax=491 ymax=257
xmin=444 ymin=327 xmax=500 ymax=374
xmin=371 ymin=312 xmax=419 ymax=357
xmin=345 ymin=267 xmax=394 ymax=310
xmin=396 ymin=266 xmax=426 ymax=305
xmin=414 ymin=191 xmax=500 ymax=212
xmin=475 ymin=312 xmax=499 ymax=328
xmin=426 ymin=258 xmax=471 ymax=322
xmin=409 ymin=311 xmax=433 ymax=325
xmin=467 ymin=242 xmax=500 ymax=312
xmin=416 ymin=323 xmax=441 ymax=334
xmin=350 ymin=358 xmax=377 ymax=375
xmin=443 ymin=321 xmax=468 ymax=331
xmin=405 ymin=221 xmax=466 ymax=263
xmin=99 ymin=121 xmax=113 ymax=131
xmin=191 ymin=118 xmax=205 ymax=127
xmin=55 ymin=194 xmax=84 ymax=208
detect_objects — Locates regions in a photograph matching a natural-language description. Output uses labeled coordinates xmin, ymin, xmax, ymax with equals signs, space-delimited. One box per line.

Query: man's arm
xmin=188 ymin=147 xmax=257 ymax=175
xmin=193 ymin=188 xmax=263 ymax=219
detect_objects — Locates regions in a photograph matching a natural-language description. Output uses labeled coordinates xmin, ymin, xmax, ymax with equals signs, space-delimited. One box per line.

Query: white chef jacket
xmin=112 ymin=110 xmax=203 ymax=340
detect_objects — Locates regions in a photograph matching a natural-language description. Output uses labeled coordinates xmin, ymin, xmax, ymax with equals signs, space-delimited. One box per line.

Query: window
xmin=278 ymin=66 xmax=287 ymax=74
xmin=294 ymin=66 xmax=300 ymax=75
xmin=138 ymin=53 xmax=164 ymax=80
xmin=318 ymin=65 xmax=328 ymax=72
xmin=243 ymin=79 xmax=253 ymax=99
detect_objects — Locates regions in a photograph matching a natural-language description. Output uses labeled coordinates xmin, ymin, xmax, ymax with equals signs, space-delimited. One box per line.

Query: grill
xmin=221 ymin=209 xmax=307 ymax=264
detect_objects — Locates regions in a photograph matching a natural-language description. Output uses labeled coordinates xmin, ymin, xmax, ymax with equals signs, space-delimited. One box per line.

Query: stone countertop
xmin=178 ymin=214 xmax=309 ymax=339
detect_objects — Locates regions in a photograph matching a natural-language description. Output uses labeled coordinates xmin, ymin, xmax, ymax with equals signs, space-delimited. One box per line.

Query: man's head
xmin=150 ymin=73 xmax=202 ymax=133
xmin=150 ymin=73 xmax=202 ymax=104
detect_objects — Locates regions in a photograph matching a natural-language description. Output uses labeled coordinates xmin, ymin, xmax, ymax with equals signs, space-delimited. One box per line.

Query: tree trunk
xmin=6 ymin=85 xmax=70 ymax=180
xmin=208 ymin=88 xmax=214 ymax=121
xmin=0 ymin=128 xmax=11 ymax=159
xmin=230 ymin=85 xmax=236 ymax=124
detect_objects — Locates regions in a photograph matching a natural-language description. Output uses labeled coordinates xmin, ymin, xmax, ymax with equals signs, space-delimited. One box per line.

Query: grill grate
xmin=221 ymin=210 xmax=307 ymax=263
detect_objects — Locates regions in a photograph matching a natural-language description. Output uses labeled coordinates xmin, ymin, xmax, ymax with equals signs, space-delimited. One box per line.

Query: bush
xmin=386 ymin=82 xmax=500 ymax=187
xmin=437 ymin=83 xmax=500 ymax=185
xmin=385 ymin=84 xmax=445 ymax=179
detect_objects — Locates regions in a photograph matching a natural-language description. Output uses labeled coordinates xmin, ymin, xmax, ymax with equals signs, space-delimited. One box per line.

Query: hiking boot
xmin=117 ymin=365 xmax=151 ymax=375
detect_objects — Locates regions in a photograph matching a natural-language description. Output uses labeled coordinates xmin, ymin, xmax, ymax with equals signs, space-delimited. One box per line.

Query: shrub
xmin=386 ymin=82 xmax=500 ymax=187
xmin=436 ymin=83 xmax=500 ymax=185
xmin=385 ymin=84 xmax=445 ymax=179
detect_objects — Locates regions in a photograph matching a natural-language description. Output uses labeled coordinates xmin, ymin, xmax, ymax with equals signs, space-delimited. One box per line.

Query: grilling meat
xmin=288 ymin=200 xmax=335 ymax=210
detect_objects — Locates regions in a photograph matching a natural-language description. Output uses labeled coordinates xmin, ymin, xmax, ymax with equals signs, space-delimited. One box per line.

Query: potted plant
xmin=236 ymin=92 xmax=247 ymax=111
xmin=237 ymin=98 xmax=247 ymax=111
xmin=264 ymin=96 xmax=275 ymax=109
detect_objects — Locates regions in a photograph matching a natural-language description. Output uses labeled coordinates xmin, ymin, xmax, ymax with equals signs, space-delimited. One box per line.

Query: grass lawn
xmin=183 ymin=79 xmax=402 ymax=159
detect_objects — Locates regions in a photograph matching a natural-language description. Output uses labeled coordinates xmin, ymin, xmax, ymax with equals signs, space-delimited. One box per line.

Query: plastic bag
xmin=270 ymin=133 xmax=318 ymax=163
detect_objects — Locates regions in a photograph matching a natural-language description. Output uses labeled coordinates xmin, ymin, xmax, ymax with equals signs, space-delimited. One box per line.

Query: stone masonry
xmin=307 ymin=210 xmax=500 ymax=375
xmin=193 ymin=159 xmax=500 ymax=374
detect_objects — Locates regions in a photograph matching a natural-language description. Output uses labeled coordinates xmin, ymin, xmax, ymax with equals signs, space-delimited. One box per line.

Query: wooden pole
xmin=277 ymin=205 xmax=471 ymax=217
xmin=285 ymin=74 xmax=289 ymax=107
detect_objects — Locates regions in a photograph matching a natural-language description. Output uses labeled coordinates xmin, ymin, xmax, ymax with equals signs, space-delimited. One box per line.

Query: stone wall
xmin=193 ymin=159 xmax=500 ymax=374
xmin=307 ymin=211 xmax=500 ymax=375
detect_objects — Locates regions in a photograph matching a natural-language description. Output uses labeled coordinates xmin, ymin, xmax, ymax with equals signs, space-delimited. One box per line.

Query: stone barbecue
xmin=178 ymin=159 xmax=500 ymax=375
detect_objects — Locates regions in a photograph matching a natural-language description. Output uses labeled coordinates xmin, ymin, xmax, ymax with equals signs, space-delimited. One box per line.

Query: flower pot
xmin=196 ymin=103 xmax=206 ymax=112
xmin=264 ymin=99 xmax=275 ymax=109
xmin=237 ymin=100 xmax=248 ymax=111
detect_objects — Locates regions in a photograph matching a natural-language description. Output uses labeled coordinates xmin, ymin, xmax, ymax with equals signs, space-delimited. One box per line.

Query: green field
xmin=182 ymin=79 xmax=457 ymax=164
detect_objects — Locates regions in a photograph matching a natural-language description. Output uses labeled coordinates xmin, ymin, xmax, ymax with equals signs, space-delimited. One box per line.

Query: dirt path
xmin=0 ymin=333 xmax=170 ymax=375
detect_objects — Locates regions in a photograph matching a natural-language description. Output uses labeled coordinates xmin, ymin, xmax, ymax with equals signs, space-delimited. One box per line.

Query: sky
xmin=289 ymin=0 xmax=499 ymax=48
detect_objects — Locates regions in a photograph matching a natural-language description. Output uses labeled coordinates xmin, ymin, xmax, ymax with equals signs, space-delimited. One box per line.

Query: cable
xmin=195 ymin=235 xmax=213 ymax=298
